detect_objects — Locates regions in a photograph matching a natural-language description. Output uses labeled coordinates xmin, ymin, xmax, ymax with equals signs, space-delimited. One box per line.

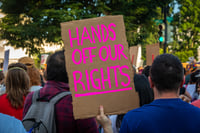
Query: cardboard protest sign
xmin=40 ymin=54 xmax=49 ymax=65
xmin=40 ymin=54 xmax=49 ymax=69
xmin=61 ymin=15 xmax=139 ymax=119
xmin=146 ymin=43 xmax=160 ymax=65
xmin=129 ymin=46 xmax=138 ymax=66
xmin=3 ymin=50 xmax=9 ymax=72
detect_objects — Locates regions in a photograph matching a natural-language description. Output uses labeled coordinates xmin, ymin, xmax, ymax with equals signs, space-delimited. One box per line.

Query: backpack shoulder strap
xmin=32 ymin=90 xmax=40 ymax=103
xmin=50 ymin=91 xmax=71 ymax=104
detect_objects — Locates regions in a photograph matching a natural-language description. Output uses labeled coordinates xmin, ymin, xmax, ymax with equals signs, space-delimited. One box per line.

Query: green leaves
xmin=0 ymin=0 xmax=28 ymax=14
xmin=0 ymin=0 xmax=173 ymax=56
xmin=174 ymin=50 xmax=194 ymax=62
xmin=175 ymin=0 xmax=200 ymax=49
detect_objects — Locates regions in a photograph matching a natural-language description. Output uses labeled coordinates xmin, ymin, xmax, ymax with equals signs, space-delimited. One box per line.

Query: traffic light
xmin=167 ymin=25 xmax=173 ymax=43
xmin=158 ymin=24 xmax=164 ymax=42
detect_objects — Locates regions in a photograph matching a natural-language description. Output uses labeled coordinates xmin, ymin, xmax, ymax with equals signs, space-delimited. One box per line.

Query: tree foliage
xmin=171 ymin=0 xmax=200 ymax=60
xmin=104 ymin=0 xmax=161 ymax=46
xmin=0 ymin=0 xmax=107 ymax=55
xmin=174 ymin=50 xmax=194 ymax=62
xmin=0 ymin=0 xmax=168 ymax=55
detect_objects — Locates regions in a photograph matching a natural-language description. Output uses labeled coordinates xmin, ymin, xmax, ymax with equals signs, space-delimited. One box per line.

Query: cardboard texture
xmin=129 ymin=46 xmax=138 ymax=66
xmin=146 ymin=43 xmax=160 ymax=65
xmin=61 ymin=15 xmax=139 ymax=119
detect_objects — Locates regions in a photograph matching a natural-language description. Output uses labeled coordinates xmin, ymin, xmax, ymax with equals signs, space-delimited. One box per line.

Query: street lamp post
xmin=164 ymin=6 xmax=169 ymax=54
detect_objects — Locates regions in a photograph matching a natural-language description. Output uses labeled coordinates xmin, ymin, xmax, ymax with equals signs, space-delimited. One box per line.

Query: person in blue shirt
xmin=0 ymin=113 xmax=26 ymax=133
xmin=97 ymin=54 xmax=200 ymax=133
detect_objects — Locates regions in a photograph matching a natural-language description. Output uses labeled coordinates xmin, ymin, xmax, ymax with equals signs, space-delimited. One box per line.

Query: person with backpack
xmin=23 ymin=50 xmax=98 ymax=133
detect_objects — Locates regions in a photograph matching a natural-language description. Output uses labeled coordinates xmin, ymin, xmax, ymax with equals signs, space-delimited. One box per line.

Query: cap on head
xmin=18 ymin=57 xmax=35 ymax=68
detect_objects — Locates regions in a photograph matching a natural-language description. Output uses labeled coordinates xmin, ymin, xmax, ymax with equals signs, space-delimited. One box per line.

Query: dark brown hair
xmin=150 ymin=54 xmax=184 ymax=92
xmin=0 ymin=71 xmax=5 ymax=84
xmin=6 ymin=63 xmax=30 ymax=109
xmin=47 ymin=50 xmax=68 ymax=83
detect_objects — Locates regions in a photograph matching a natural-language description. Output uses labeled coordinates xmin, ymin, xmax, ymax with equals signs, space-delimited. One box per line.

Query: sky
xmin=173 ymin=1 xmax=180 ymax=14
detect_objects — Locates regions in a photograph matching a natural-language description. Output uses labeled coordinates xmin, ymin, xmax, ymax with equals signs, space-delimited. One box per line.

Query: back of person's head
xmin=190 ymin=70 xmax=200 ymax=84
xmin=150 ymin=54 xmax=184 ymax=92
xmin=6 ymin=63 xmax=30 ymax=108
xmin=27 ymin=66 xmax=41 ymax=86
xmin=134 ymin=74 xmax=154 ymax=106
xmin=142 ymin=65 xmax=151 ymax=78
xmin=8 ymin=63 xmax=27 ymax=71
xmin=47 ymin=50 xmax=68 ymax=83
xmin=18 ymin=56 xmax=41 ymax=86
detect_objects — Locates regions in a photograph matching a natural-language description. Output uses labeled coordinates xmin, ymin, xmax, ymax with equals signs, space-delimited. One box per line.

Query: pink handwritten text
xmin=68 ymin=23 xmax=116 ymax=48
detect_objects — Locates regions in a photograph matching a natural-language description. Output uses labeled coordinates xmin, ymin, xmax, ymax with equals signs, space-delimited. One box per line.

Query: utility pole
xmin=164 ymin=6 xmax=168 ymax=54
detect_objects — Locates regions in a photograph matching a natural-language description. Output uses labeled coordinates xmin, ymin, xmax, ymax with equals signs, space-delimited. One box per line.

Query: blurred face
xmin=139 ymin=69 xmax=143 ymax=74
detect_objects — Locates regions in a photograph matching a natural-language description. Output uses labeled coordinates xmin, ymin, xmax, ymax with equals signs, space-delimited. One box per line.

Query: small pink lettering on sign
xmin=72 ymin=47 xmax=97 ymax=64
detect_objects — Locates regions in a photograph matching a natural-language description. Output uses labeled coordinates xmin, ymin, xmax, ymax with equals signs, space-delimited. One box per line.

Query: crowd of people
xmin=0 ymin=50 xmax=200 ymax=133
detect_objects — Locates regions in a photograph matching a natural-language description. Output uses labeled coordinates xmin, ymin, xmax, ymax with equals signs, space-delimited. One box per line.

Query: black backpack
xmin=22 ymin=90 xmax=71 ymax=133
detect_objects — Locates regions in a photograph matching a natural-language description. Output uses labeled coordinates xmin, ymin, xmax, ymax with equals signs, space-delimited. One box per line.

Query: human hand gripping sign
xmin=96 ymin=106 xmax=113 ymax=133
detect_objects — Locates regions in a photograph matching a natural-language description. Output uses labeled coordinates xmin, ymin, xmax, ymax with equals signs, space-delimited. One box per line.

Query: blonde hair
xmin=6 ymin=63 xmax=30 ymax=109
